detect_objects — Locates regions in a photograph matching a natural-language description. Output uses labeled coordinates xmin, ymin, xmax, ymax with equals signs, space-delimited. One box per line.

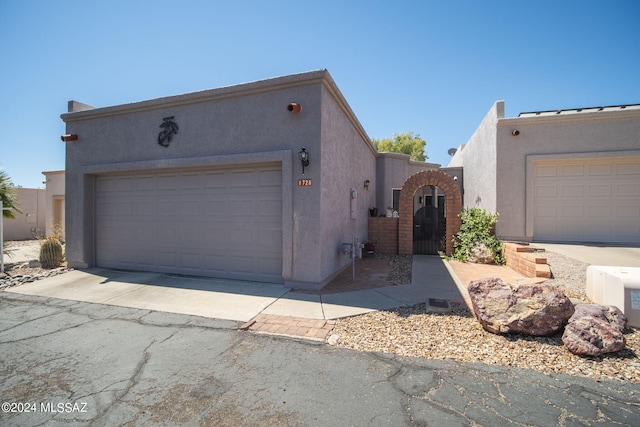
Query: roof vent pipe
xmin=61 ymin=134 xmax=78 ymax=142
xmin=287 ymin=103 xmax=301 ymax=113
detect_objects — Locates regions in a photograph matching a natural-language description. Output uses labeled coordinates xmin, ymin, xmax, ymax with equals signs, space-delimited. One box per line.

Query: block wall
xmin=368 ymin=217 xmax=398 ymax=254
xmin=502 ymin=242 xmax=551 ymax=278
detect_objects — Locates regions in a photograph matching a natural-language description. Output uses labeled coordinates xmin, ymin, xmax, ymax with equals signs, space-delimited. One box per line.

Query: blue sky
xmin=1 ymin=0 xmax=639 ymax=188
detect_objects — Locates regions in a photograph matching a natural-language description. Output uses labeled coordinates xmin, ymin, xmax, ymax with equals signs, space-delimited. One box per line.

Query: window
xmin=392 ymin=188 xmax=401 ymax=211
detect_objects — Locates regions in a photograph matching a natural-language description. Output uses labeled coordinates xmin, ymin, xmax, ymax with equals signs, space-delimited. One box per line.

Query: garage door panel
xmin=230 ymin=171 xmax=254 ymax=187
xmin=535 ymin=165 xmax=557 ymax=177
xmin=136 ymin=202 xmax=155 ymax=216
xmin=534 ymin=157 xmax=640 ymax=243
xmin=561 ymin=185 xmax=583 ymax=197
xmin=616 ymin=205 xmax=640 ymax=218
xmin=587 ymin=206 xmax=611 ymax=218
xmin=96 ymin=165 xmax=283 ymax=282
xmin=561 ymin=165 xmax=584 ymax=176
xmin=588 ymin=163 xmax=611 ymax=175
xmin=587 ymin=184 xmax=610 ymax=197
xmin=535 ymin=185 xmax=557 ymax=198
xmin=616 ymin=183 xmax=640 ymax=197
xmin=116 ymin=177 xmax=137 ymax=192
xmin=616 ymin=163 xmax=640 ymax=175
xmin=559 ymin=205 xmax=583 ymax=217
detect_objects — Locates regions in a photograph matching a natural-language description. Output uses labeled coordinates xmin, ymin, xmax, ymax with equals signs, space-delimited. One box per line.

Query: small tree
xmin=371 ymin=131 xmax=427 ymax=161
xmin=0 ymin=170 xmax=21 ymax=219
xmin=452 ymin=208 xmax=504 ymax=264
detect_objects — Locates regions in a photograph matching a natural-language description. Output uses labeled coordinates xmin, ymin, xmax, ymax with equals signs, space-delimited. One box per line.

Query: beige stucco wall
xmin=43 ymin=170 xmax=65 ymax=239
xmin=3 ymin=188 xmax=45 ymax=240
xmin=375 ymin=153 xmax=440 ymax=211
xmin=496 ymin=107 xmax=640 ymax=241
xmin=447 ymin=101 xmax=502 ymax=213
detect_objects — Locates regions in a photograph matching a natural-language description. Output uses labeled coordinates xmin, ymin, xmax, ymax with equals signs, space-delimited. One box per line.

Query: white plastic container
xmin=587 ymin=266 xmax=640 ymax=328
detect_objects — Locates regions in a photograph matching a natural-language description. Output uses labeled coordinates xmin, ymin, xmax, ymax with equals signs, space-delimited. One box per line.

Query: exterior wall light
xmin=512 ymin=129 xmax=520 ymax=136
xmin=298 ymin=147 xmax=310 ymax=174
xmin=364 ymin=179 xmax=370 ymax=190
xmin=61 ymin=134 xmax=78 ymax=142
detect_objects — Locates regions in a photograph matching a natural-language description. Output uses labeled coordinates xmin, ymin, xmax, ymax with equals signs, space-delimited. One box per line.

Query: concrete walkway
xmin=532 ymin=243 xmax=640 ymax=267
xmin=6 ymin=256 xmax=464 ymax=323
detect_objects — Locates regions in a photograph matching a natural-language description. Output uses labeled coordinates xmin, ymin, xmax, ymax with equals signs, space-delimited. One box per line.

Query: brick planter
xmin=368 ymin=217 xmax=398 ymax=254
xmin=502 ymin=242 xmax=551 ymax=278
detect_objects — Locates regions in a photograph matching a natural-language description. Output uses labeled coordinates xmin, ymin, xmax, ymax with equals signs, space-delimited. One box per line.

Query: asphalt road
xmin=1 ymin=292 xmax=639 ymax=427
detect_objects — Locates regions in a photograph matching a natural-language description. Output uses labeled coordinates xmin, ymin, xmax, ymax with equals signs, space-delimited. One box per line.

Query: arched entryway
xmin=398 ymin=170 xmax=462 ymax=256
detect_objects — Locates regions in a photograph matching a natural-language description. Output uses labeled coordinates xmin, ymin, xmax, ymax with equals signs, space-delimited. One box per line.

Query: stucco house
xmin=42 ymin=170 xmax=65 ymax=240
xmin=60 ymin=70 xmax=637 ymax=290
xmin=60 ymin=70 xmax=459 ymax=290
xmin=448 ymin=101 xmax=640 ymax=244
xmin=2 ymin=187 xmax=45 ymax=240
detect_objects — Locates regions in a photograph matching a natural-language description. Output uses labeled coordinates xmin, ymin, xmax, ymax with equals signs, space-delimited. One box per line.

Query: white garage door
xmin=533 ymin=157 xmax=640 ymax=244
xmin=95 ymin=164 xmax=283 ymax=282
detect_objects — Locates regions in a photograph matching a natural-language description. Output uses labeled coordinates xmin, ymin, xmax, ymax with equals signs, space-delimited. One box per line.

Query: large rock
xmin=466 ymin=242 xmax=495 ymax=264
xmin=562 ymin=303 xmax=627 ymax=356
xmin=468 ymin=277 xmax=574 ymax=336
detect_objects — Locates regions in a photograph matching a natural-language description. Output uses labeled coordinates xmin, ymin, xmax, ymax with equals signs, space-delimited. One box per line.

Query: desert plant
xmin=452 ymin=208 xmax=504 ymax=264
xmin=0 ymin=170 xmax=21 ymax=219
xmin=39 ymin=237 xmax=64 ymax=269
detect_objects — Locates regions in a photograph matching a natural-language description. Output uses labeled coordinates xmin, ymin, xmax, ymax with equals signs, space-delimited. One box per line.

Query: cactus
xmin=39 ymin=237 xmax=64 ymax=269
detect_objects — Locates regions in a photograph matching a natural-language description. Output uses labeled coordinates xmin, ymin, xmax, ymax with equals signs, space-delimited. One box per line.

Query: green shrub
xmin=39 ymin=237 xmax=64 ymax=269
xmin=452 ymin=208 xmax=504 ymax=264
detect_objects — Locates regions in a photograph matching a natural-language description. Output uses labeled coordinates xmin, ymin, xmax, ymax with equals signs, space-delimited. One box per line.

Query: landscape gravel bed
xmin=333 ymin=252 xmax=640 ymax=383
xmin=1 ymin=240 xmax=71 ymax=289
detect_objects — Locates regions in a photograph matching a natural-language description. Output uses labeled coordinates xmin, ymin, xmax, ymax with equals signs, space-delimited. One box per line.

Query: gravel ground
xmin=1 ymin=240 xmax=70 ymax=289
xmin=333 ymin=252 xmax=640 ymax=384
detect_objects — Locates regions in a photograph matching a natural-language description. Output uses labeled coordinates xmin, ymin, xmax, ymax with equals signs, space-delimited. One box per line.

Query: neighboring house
xmin=42 ymin=170 xmax=66 ymax=240
xmin=60 ymin=69 xmax=451 ymax=290
xmin=3 ymin=187 xmax=45 ymax=240
xmin=448 ymin=101 xmax=640 ymax=244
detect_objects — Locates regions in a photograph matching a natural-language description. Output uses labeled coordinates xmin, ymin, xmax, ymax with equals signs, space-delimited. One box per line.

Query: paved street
xmin=1 ymin=292 xmax=639 ymax=426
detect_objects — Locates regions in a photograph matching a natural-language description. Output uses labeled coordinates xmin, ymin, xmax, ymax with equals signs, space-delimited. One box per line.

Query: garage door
xmin=95 ymin=164 xmax=283 ymax=282
xmin=533 ymin=157 xmax=640 ymax=244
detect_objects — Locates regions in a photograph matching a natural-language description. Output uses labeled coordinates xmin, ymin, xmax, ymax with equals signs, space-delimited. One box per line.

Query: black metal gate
xmin=413 ymin=203 xmax=446 ymax=255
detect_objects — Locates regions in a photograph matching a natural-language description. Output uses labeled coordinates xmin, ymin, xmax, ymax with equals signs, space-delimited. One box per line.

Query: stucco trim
xmin=525 ymin=150 xmax=640 ymax=239
xmin=79 ymin=150 xmax=294 ymax=280
xmin=498 ymin=108 xmax=640 ymax=127
xmin=62 ymin=70 xmax=331 ymax=122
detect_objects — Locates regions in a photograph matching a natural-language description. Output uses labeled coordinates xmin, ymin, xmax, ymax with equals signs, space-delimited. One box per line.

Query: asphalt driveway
xmin=2 ymin=292 xmax=639 ymax=427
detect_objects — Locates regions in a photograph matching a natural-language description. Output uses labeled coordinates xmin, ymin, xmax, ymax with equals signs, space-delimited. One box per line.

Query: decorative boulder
xmin=468 ymin=277 xmax=574 ymax=336
xmin=466 ymin=242 xmax=495 ymax=264
xmin=562 ymin=303 xmax=627 ymax=356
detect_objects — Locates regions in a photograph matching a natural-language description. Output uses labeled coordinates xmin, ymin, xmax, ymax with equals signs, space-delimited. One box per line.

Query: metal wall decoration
xmin=158 ymin=116 xmax=179 ymax=147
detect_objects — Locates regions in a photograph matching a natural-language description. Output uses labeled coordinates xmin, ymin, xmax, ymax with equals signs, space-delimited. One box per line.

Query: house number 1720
xmin=298 ymin=179 xmax=312 ymax=186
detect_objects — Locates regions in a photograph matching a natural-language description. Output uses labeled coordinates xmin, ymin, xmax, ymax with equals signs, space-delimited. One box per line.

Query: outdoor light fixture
xmin=512 ymin=129 xmax=520 ymax=136
xmin=364 ymin=179 xmax=370 ymax=190
xmin=299 ymin=147 xmax=310 ymax=174
xmin=61 ymin=134 xmax=78 ymax=142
